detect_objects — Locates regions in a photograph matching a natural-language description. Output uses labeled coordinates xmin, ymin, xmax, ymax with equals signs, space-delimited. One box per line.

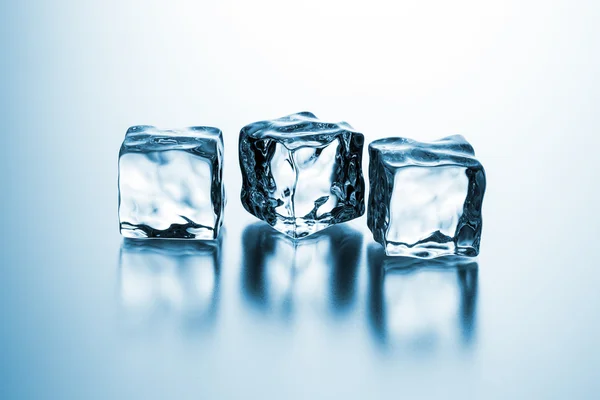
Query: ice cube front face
xmin=118 ymin=126 xmax=225 ymax=239
xmin=368 ymin=136 xmax=486 ymax=257
xmin=239 ymin=112 xmax=365 ymax=239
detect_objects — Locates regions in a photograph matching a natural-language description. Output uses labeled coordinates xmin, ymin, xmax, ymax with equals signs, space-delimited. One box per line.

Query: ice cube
xmin=368 ymin=135 xmax=486 ymax=257
xmin=239 ymin=112 xmax=365 ymax=239
xmin=118 ymin=125 xmax=225 ymax=239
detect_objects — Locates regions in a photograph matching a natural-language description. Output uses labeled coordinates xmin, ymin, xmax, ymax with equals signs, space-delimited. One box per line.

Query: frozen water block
xmin=239 ymin=112 xmax=365 ymax=239
xmin=367 ymin=135 xmax=486 ymax=257
xmin=118 ymin=125 xmax=225 ymax=239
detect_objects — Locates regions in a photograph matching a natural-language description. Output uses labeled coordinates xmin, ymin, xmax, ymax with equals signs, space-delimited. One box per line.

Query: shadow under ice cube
xmin=118 ymin=125 xmax=225 ymax=239
xmin=367 ymin=135 xmax=486 ymax=257
xmin=239 ymin=112 xmax=365 ymax=239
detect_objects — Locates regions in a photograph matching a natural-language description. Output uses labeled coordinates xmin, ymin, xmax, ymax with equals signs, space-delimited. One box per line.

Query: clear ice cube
xmin=367 ymin=135 xmax=486 ymax=257
xmin=118 ymin=125 xmax=225 ymax=239
xmin=239 ymin=112 xmax=365 ymax=239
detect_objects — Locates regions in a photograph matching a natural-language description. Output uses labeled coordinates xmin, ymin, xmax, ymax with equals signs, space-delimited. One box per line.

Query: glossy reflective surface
xmin=367 ymin=251 xmax=478 ymax=351
xmin=119 ymin=239 xmax=221 ymax=329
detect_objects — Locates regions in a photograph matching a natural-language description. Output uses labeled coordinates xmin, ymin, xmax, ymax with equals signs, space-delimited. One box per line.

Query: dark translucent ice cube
xmin=239 ymin=112 xmax=365 ymax=239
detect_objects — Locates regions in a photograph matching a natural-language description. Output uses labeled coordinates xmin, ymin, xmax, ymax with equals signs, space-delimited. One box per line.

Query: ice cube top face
xmin=118 ymin=125 xmax=225 ymax=240
xmin=239 ymin=112 xmax=365 ymax=239
xmin=367 ymin=135 xmax=486 ymax=258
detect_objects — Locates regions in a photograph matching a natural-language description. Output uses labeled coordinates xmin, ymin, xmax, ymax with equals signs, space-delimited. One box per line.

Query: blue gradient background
xmin=1 ymin=0 xmax=599 ymax=398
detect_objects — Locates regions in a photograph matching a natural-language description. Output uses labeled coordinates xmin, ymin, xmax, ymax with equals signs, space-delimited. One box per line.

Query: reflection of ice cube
xmin=242 ymin=223 xmax=362 ymax=318
xmin=384 ymin=269 xmax=461 ymax=349
xmin=239 ymin=112 xmax=365 ymax=239
xmin=368 ymin=135 xmax=485 ymax=257
xmin=368 ymin=251 xmax=477 ymax=351
xmin=118 ymin=125 xmax=225 ymax=239
xmin=119 ymin=239 xmax=220 ymax=323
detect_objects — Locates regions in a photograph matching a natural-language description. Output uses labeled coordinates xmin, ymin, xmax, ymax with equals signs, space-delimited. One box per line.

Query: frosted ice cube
xmin=239 ymin=112 xmax=365 ymax=239
xmin=118 ymin=125 xmax=225 ymax=239
xmin=368 ymin=135 xmax=486 ymax=257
